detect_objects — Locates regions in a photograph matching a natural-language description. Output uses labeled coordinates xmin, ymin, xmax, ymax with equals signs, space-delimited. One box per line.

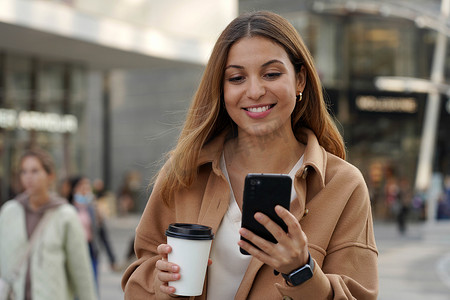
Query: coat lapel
xmin=196 ymin=132 xmax=231 ymax=233
xmin=197 ymin=172 xmax=230 ymax=234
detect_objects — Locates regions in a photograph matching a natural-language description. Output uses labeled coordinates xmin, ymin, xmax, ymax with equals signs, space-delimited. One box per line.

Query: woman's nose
xmin=246 ymin=77 xmax=265 ymax=100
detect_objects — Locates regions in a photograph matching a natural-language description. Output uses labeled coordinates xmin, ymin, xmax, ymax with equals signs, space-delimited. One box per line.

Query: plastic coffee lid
xmin=165 ymin=223 xmax=214 ymax=240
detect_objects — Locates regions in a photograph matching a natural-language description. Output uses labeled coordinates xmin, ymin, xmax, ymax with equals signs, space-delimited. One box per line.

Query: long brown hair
xmin=159 ymin=11 xmax=345 ymax=203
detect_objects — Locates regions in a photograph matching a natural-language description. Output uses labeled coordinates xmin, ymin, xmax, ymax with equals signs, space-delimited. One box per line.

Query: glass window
xmin=5 ymin=54 xmax=32 ymax=110
xmin=0 ymin=54 xmax=32 ymax=200
xmin=307 ymin=15 xmax=341 ymax=87
xmin=38 ymin=61 xmax=65 ymax=113
xmin=0 ymin=54 xmax=5 ymax=106
xmin=348 ymin=17 xmax=416 ymax=87
xmin=68 ymin=66 xmax=87 ymax=176
xmin=445 ymin=39 xmax=450 ymax=80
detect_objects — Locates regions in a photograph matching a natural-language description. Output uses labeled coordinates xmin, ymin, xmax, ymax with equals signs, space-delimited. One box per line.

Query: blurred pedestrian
xmin=68 ymin=176 xmax=118 ymax=278
xmin=384 ymin=167 xmax=400 ymax=220
xmin=0 ymin=149 xmax=97 ymax=300
xmin=122 ymin=11 xmax=378 ymax=299
xmin=437 ymin=175 xmax=450 ymax=219
xmin=384 ymin=167 xmax=410 ymax=234
xmin=117 ymin=170 xmax=142 ymax=215
xmin=397 ymin=178 xmax=411 ymax=234
xmin=93 ymin=178 xmax=117 ymax=218
xmin=68 ymin=176 xmax=100 ymax=283
xmin=92 ymin=178 xmax=119 ymax=271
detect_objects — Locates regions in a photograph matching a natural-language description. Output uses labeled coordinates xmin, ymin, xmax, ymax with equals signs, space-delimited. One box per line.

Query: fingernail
xmin=172 ymin=265 xmax=178 ymax=272
xmin=254 ymin=213 xmax=263 ymax=221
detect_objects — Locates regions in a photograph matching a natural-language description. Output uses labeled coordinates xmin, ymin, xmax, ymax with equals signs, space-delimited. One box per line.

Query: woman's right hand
xmin=156 ymin=244 xmax=180 ymax=295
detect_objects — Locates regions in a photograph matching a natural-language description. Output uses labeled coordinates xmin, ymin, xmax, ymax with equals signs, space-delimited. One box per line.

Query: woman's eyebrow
xmin=225 ymin=64 xmax=244 ymax=70
xmin=225 ymin=59 xmax=284 ymax=70
xmin=261 ymin=59 xmax=284 ymax=67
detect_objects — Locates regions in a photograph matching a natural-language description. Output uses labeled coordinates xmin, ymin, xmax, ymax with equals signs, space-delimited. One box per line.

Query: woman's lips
xmin=243 ymin=104 xmax=275 ymax=119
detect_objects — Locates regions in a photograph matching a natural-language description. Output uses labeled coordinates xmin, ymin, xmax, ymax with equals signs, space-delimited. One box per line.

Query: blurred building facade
xmin=0 ymin=0 xmax=237 ymax=208
xmin=0 ymin=0 xmax=449 ymax=219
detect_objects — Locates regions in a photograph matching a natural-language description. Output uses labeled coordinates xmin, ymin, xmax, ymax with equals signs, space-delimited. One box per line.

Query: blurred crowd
xmin=59 ymin=170 xmax=143 ymax=272
xmin=367 ymin=162 xmax=450 ymax=235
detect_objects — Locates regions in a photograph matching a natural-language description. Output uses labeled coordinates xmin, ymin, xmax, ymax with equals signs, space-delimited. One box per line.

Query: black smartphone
xmin=240 ymin=173 xmax=292 ymax=255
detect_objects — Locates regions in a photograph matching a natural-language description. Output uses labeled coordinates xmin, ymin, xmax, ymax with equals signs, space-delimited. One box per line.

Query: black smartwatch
xmin=281 ymin=253 xmax=314 ymax=286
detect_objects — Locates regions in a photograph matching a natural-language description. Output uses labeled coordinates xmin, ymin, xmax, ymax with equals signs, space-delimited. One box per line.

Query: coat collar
xmin=295 ymin=128 xmax=326 ymax=189
xmin=16 ymin=192 xmax=67 ymax=213
xmin=197 ymin=131 xmax=229 ymax=176
xmin=196 ymin=128 xmax=326 ymax=189
xmin=196 ymin=127 xmax=328 ymax=238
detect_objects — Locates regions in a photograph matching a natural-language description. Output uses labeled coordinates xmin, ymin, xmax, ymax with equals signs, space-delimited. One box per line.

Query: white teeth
xmin=248 ymin=105 xmax=270 ymax=113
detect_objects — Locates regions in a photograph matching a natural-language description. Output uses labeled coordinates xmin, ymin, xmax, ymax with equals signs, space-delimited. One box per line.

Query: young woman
xmin=0 ymin=149 xmax=97 ymax=300
xmin=122 ymin=11 xmax=378 ymax=299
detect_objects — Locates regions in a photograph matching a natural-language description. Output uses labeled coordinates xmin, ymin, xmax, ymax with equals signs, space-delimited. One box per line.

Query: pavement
xmin=376 ymin=220 xmax=450 ymax=300
xmin=98 ymin=214 xmax=450 ymax=300
xmin=98 ymin=214 xmax=139 ymax=300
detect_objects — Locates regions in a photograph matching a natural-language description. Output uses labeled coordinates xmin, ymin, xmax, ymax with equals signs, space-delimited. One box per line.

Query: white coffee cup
xmin=166 ymin=223 xmax=214 ymax=296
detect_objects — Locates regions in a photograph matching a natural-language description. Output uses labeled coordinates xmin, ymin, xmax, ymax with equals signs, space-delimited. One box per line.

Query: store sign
xmin=356 ymin=95 xmax=417 ymax=113
xmin=0 ymin=109 xmax=78 ymax=133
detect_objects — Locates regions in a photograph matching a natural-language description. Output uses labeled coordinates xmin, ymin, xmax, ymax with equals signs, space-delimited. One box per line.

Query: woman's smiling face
xmin=223 ymin=36 xmax=305 ymax=138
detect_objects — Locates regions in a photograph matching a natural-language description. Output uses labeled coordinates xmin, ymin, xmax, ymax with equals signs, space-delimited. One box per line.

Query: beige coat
xmin=122 ymin=129 xmax=378 ymax=299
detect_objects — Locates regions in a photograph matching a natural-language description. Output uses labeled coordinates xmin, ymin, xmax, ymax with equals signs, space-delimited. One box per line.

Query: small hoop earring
xmin=296 ymin=92 xmax=302 ymax=102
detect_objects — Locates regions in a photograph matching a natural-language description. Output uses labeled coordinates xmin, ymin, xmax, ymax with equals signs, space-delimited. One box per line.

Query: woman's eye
xmin=228 ymin=76 xmax=245 ymax=83
xmin=264 ymin=72 xmax=282 ymax=79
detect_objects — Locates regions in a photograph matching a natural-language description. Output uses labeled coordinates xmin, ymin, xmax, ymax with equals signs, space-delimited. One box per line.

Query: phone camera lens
xmin=250 ymin=179 xmax=261 ymax=185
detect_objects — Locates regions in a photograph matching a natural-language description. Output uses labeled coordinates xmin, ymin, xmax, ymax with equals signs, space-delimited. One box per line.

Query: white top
xmin=206 ymin=153 xmax=304 ymax=299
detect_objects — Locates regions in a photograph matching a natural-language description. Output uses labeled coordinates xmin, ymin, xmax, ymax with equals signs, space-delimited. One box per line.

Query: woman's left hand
xmin=238 ymin=205 xmax=309 ymax=274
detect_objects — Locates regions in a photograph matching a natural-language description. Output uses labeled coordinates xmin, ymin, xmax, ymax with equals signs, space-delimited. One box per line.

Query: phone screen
xmin=240 ymin=173 xmax=292 ymax=255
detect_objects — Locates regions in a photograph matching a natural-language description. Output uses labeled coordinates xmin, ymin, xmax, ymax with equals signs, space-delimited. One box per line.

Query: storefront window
xmin=36 ymin=61 xmax=66 ymax=178
xmin=346 ymin=91 xmax=426 ymax=220
xmin=69 ymin=66 xmax=87 ymax=174
xmin=0 ymin=53 xmax=87 ymax=204
xmin=308 ymin=15 xmax=341 ymax=87
xmin=38 ymin=61 xmax=65 ymax=113
xmin=6 ymin=54 xmax=32 ymax=110
xmin=0 ymin=55 xmax=32 ymax=200
xmin=349 ymin=17 xmax=416 ymax=88
xmin=445 ymin=39 xmax=450 ymax=80
xmin=0 ymin=54 xmax=5 ymax=201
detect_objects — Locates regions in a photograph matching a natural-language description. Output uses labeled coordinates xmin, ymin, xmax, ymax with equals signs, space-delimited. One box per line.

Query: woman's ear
xmin=296 ymin=65 xmax=307 ymax=92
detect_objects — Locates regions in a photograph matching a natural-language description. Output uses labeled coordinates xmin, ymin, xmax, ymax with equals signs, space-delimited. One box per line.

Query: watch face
xmin=290 ymin=265 xmax=313 ymax=286
xmin=282 ymin=254 xmax=315 ymax=286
